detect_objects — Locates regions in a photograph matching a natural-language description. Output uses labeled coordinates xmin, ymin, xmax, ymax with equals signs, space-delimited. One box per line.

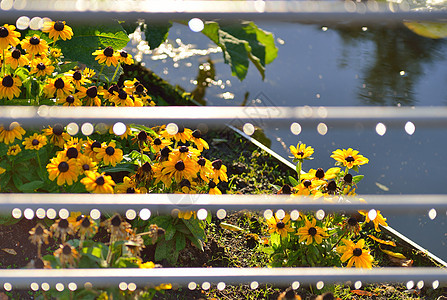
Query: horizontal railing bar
xmin=1 ymin=106 xmax=447 ymax=128
xmin=1 ymin=268 xmax=446 ymax=289
xmin=0 ymin=194 xmax=446 ymax=215
xmin=1 ymin=1 xmax=447 ymax=24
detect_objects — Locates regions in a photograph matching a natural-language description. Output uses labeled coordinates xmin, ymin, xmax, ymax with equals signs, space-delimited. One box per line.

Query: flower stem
xmin=96 ymin=64 xmax=105 ymax=87
xmin=110 ymin=63 xmax=121 ymax=83
xmin=330 ymin=231 xmax=347 ymax=251
xmin=1 ymin=49 xmax=5 ymax=76
xmin=296 ymin=160 xmax=302 ymax=183
xmin=36 ymin=149 xmax=44 ymax=178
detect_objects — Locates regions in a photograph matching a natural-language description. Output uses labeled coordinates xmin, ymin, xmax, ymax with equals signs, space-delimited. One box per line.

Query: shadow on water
xmin=335 ymin=24 xmax=446 ymax=106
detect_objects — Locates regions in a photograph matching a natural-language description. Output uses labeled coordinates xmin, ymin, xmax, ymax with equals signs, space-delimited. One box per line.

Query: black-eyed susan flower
xmin=163 ymin=125 xmax=192 ymax=144
xmin=115 ymin=176 xmax=145 ymax=194
xmin=301 ymin=167 xmax=340 ymax=182
xmin=290 ymin=143 xmax=314 ymax=160
xmin=0 ymin=24 xmax=20 ymax=49
xmin=21 ymin=35 xmax=49 ymax=55
xmin=0 ymin=122 xmax=25 ymax=144
xmin=190 ymin=129 xmax=209 ymax=151
xmin=30 ymin=257 xmax=52 ymax=269
xmin=109 ymin=124 xmax=131 ymax=140
xmin=94 ymin=141 xmax=123 ymax=167
xmin=197 ymin=157 xmax=212 ymax=182
xmin=43 ymin=77 xmax=74 ymax=99
xmin=110 ymin=88 xmax=134 ymax=106
xmin=22 ymin=133 xmax=47 ymax=150
xmin=7 ymin=144 xmax=21 ymax=155
xmin=211 ymin=159 xmax=228 ymax=183
xmin=101 ymin=214 xmax=130 ymax=241
xmin=359 ymin=210 xmax=388 ymax=232
xmin=4 ymin=49 xmax=29 ymax=69
xmin=29 ymin=57 xmax=55 ymax=77
xmin=77 ymin=85 xmax=103 ymax=106
xmin=293 ymin=179 xmax=326 ymax=196
xmin=266 ymin=213 xmax=294 ymax=238
xmin=83 ymin=139 xmax=102 ymax=161
xmin=76 ymin=216 xmax=98 ymax=239
xmin=208 ymin=180 xmax=221 ymax=195
xmin=54 ymin=243 xmax=79 ymax=268
xmin=177 ymin=210 xmax=196 ymax=220
xmin=83 ymin=67 xmax=95 ymax=78
xmin=92 ymin=46 xmax=119 ymax=67
xmin=135 ymin=161 xmax=153 ymax=185
xmin=65 ymin=70 xmax=91 ymax=89
xmin=151 ymin=137 xmax=172 ymax=153
xmin=76 ymin=155 xmax=98 ymax=174
xmin=56 ymin=94 xmax=82 ymax=106
xmin=81 ymin=171 xmax=115 ymax=193
xmin=123 ymin=78 xmax=139 ymax=94
xmin=49 ymin=48 xmax=62 ymax=59
xmin=296 ymin=216 xmax=327 ymax=245
xmin=161 ymin=158 xmax=198 ymax=184
xmin=342 ymin=214 xmax=363 ymax=235
xmin=139 ymin=261 xmax=155 ymax=269
xmin=50 ymin=218 xmax=75 ymax=243
xmin=103 ymin=84 xmax=119 ymax=101
xmin=117 ymin=50 xmax=134 ymax=65
xmin=42 ymin=20 xmax=73 ymax=41
xmin=0 ymin=75 xmax=22 ymax=100
xmin=337 ymin=238 xmax=373 ymax=269
xmin=47 ymin=152 xmax=79 ymax=185
xmin=42 ymin=124 xmax=70 ymax=148
xmin=331 ymin=148 xmax=369 ymax=169
xmin=170 ymin=145 xmax=200 ymax=161
xmin=29 ymin=223 xmax=51 ymax=246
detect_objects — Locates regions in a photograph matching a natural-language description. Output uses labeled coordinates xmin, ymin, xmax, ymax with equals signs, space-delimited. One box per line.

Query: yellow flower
xmin=109 ymin=124 xmax=131 ymax=140
xmin=54 ymin=243 xmax=79 ymax=267
xmin=155 ymin=283 xmax=172 ymax=291
xmin=81 ymin=171 xmax=115 ymax=193
xmin=50 ymin=48 xmax=62 ymax=59
xmin=139 ymin=261 xmax=155 ymax=269
xmin=337 ymin=239 xmax=373 ymax=269
xmin=0 ymin=122 xmax=26 ymax=144
xmin=190 ymin=129 xmax=209 ymax=151
xmin=76 ymin=155 xmax=98 ymax=174
xmin=64 ymin=69 xmax=91 ymax=89
xmin=290 ymin=143 xmax=314 ymax=160
xmin=83 ymin=138 xmax=102 ymax=161
xmin=331 ymin=148 xmax=369 ymax=169
xmin=161 ymin=158 xmax=198 ymax=184
xmin=151 ymin=137 xmax=172 ymax=153
xmin=92 ymin=47 xmax=119 ymax=67
xmin=266 ymin=213 xmax=294 ymax=238
xmin=117 ymin=50 xmax=134 ymax=65
xmin=21 ymin=35 xmax=49 ymax=55
xmin=56 ymin=94 xmax=82 ymax=106
xmin=47 ymin=152 xmax=79 ymax=185
xmin=29 ymin=57 xmax=55 ymax=77
xmin=162 ymin=126 xmax=193 ymax=143
xmin=83 ymin=67 xmax=95 ymax=78
xmin=94 ymin=141 xmax=123 ymax=167
xmin=177 ymin=210 xmax=196 ymax=220
xmin=43 ymin=77 xmax=74 ymax=99
xmin=77 ymin=85 xmax=103 ymax=106
xmin=115 ymin=176 xmax=145 ymax=194
xmin=296 ymin=216 xmax=327 ymax=245
xmin=211 ymin=159 xmax=228 ymax=183
xmin=4 ymin=49 xmax=29 ymax=69
xmin=7 ymin=144 xmax=21 ymax=155
xmin=22 ymin=133 xmax=47 ymax=150
xmin=0 ymin=24 xmax=20 ymax=49
xmin=0 ymin=75 xmax=22 ymax=100
xmin=359 ymin=210 xmax=388 ymax=232
xmin=42 ymin=124 xmax=70 ymax=148
xmin=110 ymin=88 xmax=134 ymax=106
xmin=197 ymin=157 xmax=213 ymax=182
xmin=301 ymin=167 xmax=340 ymax=181
xmin=42 ymin=21 xmax=73 ymax=41
xmin=208 ymin=180 xmax=221 ymax=194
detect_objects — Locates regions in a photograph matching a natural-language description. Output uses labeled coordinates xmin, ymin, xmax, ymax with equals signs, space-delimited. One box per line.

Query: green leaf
xmin=270 ymin=232 xmax=280 ymax=247
xmin=352 ymin=175 xmax=364 ymax=184
xmin=164 ymin=222 xmax=176 ymax=241
xmin=144 ymin=21 xmax=172 ymax=50
xmin=58 ymin=22 xmax=129 ymax=82
xmin=17 ymin=180 xmax=44 ymax=192
xmin=0 ymin=214 xmax=21 ymax=225
xmin=154 ymin=239 xmax=168 ymax=261
xmin=175 ymin=232 xmax=186 ymax=252
xmin=186 ymin=235 xmax=204 ymax=251
xmin=113 ymin=257 xmax=140 ymax=268
xmin=121 ymin=20 xmax=141 ymax=35
xmin=101 ymin=163 xmax=136 ymax=173
xmin=288 ymin=176 xmax=299 ymax=187
xmin=182 ymin=218 xmax=206 ymax=241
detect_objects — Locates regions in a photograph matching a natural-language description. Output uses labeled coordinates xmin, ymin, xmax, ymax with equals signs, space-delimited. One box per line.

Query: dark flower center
xmin=281 ymin=184 xmax=292 ymax=194
xmin=119 ymin=51 xmax=128 ymax=58
xmin=212 ymin=159 xmax=222 ymax=170
xmin=160 ymin=146 xmax=171 ymax=157
xmin=76 ymin=215 xmax=84 ymax=222
xmin=108 ymin=84 xmax=119 ymax=94
xmin=95 ymin=176 xmax=105 ymax=186
xmin=276 ymin=221 xmax=285 ymax=229
xmin=66 ymin=95 xmax=75 ymax=104
xmin=126 ymin=187 xmax=135 ymax=194
xmin=103 ymin=46 xmax=114 ymax=57
xmin=81 ymin=217 xmax=90 ymax=228
xmin=11 ymin=49 xmax=21 ymax=59
xmin=209 ymin=181 xmax=216 ymax=189
xmin=91 ymin=141 xmax=101 ymax=150
xmin=58 ymin=219 xmax=69 ymax=229
xmin=54 ymin=78 xmax=65 ymax=89
xmin=197 ymin=157 xmax=206 ymax=166
xmin=308 ymin=227 xmax=317 ymax=236
xmin=66 ymin=147 xmax=78 ymax=159
xmin=138 ymin=131 xmax=147 ymax=141
xmin=54 ymin=21 xmax=65 ymax=31
xmin=175 ymin=160 xmax=185 ymax=171
xmin=327 ymin=181 xmax=337 ymax=192
xmin=58 ymin=161 xmax=69 ymax=172
xmin=105 ymin=146 xmax=115 ymax=156
xmin=82 ymin=164 xmax=90 ymax=171
xmin=32 ymin=139 xmax=39 ymax=146
xmin=344 ymin=173 xmax=353 ymax=184
xmin=0 ymin=27 xmax=9 ymax=38
xmin=86 ymin=86 xmax=97 ymax=98
xmin=348 ymin=217 xmax=358 ymax=227
xmin=53 ymin=124 xmax=64 ymax=135
xmin=177 ymin=125 xmax=185 ymax=133
xmin=297 ymin=151 xmax=304 ymax=157
xmin=111 ymin=215 xmax=121 ymax=226
xmin=142 ymin=162 xmax=152 ymax=172
xmin=315 ymin=168 xmax=325 ymax=179
xmin=29 ymin=36 xmax=40 ymax=45
xmin=35 ymin=226 xmax=44 ymax=235
xmin=353 ymin=248 xmax=363 ymax=256
xmin=62 ymin=244 xmax=72 ymax=255
xmin=118 ymin=89 xmax=127 ymax=100
xmin=285 ymin=290 xmax=297 ymax=299
xmin=136 ymin=84 xmax=144 ymax=93
xmin=153 ymin=138 xmax=162 ymax=145
xmin=192 ymin=129 xmax=202 ymax=139
xmin=180 ymin=179 xmax=191 ymax=189
xmin=345 ymin=156 xmax=355 ymax=162
xmin=35 ymin=258 xmax=44 ymax=269
xmin=179 ymin=146 xmax=188 ymax=153
xmin=36 ymin=62 xmax=46 ymax=70
xmin=2 ymin=75 xmax=14 ymax=88
xmin=73 ymin=70 xmax=82 ymax=81
xmin=303 ymin=180 xmax=312 ymax=188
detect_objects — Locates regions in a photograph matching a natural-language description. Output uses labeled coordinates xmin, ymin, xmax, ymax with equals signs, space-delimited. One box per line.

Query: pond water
xmin=132 ymin=21 xmax=447 ymax=262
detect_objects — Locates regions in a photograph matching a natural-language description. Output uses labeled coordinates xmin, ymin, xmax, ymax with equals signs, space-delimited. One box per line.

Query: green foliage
xmin=144 ymin=21 xmax=173 ymax=50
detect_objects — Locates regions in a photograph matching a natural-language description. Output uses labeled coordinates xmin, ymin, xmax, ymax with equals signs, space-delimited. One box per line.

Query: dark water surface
xmin=137 ymin=21 xmax=447 ymax=261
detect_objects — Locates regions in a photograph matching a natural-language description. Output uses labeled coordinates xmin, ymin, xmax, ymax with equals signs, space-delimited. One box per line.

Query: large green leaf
xmin=58 ymin=22 xmax=129 ymax=82
xmin=144 ymin=21 xmax=172 ymax=50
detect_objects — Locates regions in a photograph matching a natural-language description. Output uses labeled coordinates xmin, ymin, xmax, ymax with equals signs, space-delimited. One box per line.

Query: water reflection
xmin=336 ymin=24 xmax=446 ymax=106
